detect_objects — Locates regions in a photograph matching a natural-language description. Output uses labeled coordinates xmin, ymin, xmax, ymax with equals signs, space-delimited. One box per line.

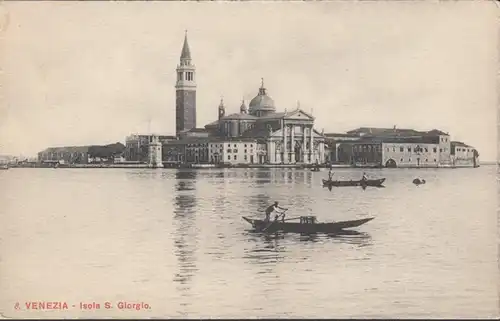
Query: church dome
xmin=248 ymin=80 xmax=276 ymax=116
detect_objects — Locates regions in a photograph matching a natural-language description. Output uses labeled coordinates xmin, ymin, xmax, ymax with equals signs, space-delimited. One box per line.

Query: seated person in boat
xmin=265 ymin=201 xmax=287 ymax=222
xmin=361 ymin=172 xmax=368 ymax=181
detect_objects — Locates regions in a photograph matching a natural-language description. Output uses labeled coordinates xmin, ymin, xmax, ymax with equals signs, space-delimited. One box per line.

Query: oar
xmin=283 ymin=216 xmax=301 ymax=222
xmin=262 ymin=209 xmax=288 ymax=232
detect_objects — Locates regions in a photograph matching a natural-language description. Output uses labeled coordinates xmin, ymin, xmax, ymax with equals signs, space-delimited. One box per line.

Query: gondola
xmin=242 ymin=215 xmax=374 ymax=234
xmin=322 ymin=178 xmax=386 ymax=188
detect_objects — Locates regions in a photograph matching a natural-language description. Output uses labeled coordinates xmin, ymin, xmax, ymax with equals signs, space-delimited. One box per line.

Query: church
xmin=162 ymin=32 xmax=327 ymax=165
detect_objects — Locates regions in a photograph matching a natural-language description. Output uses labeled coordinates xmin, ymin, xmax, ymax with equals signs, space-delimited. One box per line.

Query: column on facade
xmin=309 ymin=125 xmax=314 ymax=163
xmin=319 ymin=141 xmax=324 ymax=164
xmin=302 ymin=125 xmax=306 ymax=163
xmin=266 ymin=139 xmax=273 ymax=164
xmin=290 ymin=124 xmax=295 ymax=163
xmin=282 ymin=120 xmax=287 ymax=164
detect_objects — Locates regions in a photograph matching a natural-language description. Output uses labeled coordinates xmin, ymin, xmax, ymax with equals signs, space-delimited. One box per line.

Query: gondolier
xmin=264 ymin=201 xmax=287 ymax=222
xmin=328 ymin=168 xmax=334 ymax=181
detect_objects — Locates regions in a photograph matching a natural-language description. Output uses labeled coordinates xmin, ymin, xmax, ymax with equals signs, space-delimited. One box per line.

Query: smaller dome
xmin=240 ymin=99 xmax=247 ymax=114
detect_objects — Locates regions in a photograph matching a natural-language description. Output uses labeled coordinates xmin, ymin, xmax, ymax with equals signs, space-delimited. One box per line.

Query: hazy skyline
xmin=0 ymin=1 xmax=497 ymax=160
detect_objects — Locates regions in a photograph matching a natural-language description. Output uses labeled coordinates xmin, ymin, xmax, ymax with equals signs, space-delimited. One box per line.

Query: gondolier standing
xmin=264 ymin=201 xmax=287 ymax=223
xmin=328 ymin=168 xmax=334 ymax=181
xmin=362 ymin=172 xmax=368 ymax=181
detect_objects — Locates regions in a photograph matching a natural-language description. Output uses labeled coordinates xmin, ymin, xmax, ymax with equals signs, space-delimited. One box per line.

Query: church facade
xmin=163 ymin=33 xmax=326 ymax=165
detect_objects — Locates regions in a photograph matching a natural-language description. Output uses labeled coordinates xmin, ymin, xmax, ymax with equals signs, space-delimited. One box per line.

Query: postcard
xmin=0 ymin=0 xmax=497 ymax=319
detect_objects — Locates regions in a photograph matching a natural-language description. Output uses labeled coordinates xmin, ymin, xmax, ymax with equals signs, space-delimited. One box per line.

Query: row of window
xmin=456 ymin=148 xmax=473 ymax=152
xmin=187 ymin=143 xmax=255 ymax=149
xmin=226 ymin=155 xmax=252 ymax=161
xmin=177 ymin=71 xmax=194 ymax=81
xmin=352 ymin=145 xmax=381 ymax=152
xmin=400 ymin=158 xmax=437 ymax=163
xmin=226 ymin=149 xmax=253 ymax=154
xmin=386 ymin=147 xmax=447 ymax=153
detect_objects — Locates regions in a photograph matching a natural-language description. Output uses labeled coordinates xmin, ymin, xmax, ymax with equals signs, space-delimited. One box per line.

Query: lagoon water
xmin=0 ymin=166 xmax=498 ymax=318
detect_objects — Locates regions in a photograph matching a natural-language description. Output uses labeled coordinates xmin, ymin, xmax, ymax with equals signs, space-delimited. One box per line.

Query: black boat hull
xmin=242 ymin=217 xmax=374 ymax=234
xmin=322 ymin=178 xmax=386 ymax=187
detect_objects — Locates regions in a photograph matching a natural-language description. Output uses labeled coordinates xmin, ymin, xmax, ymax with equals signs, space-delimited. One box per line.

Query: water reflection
xmin=243 ymin=233 xmax=287 ymax=266
xmin=172 ymin=169 xmax=199 ymax=315
xmin=297 ymin=231 xmax=373 ymax=247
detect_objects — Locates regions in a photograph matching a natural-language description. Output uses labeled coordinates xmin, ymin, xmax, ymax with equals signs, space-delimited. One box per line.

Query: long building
xmin=38 ymin=143 xmax=126 ymax=164
xmin=324 ymin=127 xmax=479 ymax=168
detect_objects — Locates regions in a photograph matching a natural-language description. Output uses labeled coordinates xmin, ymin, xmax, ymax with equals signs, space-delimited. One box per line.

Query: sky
xmin=0 ymin=1 xmax=497 ymax=161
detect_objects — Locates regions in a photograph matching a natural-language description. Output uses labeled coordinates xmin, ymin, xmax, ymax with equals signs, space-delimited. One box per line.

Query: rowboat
xmin=242 ymin=215 xmax=374 ymax=234
xmin=322 ymin=178 xmax=386 ymax=188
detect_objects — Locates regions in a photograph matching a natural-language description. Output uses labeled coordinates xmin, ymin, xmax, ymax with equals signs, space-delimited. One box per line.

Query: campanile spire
xmin=175 ymin=31 xmax=197 ymax=136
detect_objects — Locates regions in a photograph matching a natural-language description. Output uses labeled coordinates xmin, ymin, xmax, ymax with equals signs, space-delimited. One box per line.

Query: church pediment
xmin=283 ymin=108 xmax=314 ymax=120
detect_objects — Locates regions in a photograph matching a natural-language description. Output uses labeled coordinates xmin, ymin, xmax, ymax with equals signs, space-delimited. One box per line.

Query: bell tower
xmin=175 ymin=30 xmax=197 ymax=136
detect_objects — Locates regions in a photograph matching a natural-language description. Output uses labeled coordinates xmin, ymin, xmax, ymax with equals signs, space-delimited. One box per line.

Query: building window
xmin=434 ymin=159 xmax=437 ymax=162
xmin=244 ymin=155 xmax=247 ymax=160
xmin=400 ymin=147 xmax=404 ymax=152
xmin=407 ymin=147 xmax=411 ymax=152
xmin=400 ymin=158 xmax=403 ymax=162
xmin=409 ymin=158 xmax=411 ymax=162
xmin=228 ymin=155 xmax=231 ymax=160
xmin=227 ymin=144 xmax=230 ymax=147
xmin=250 ymin=144 xmax=253 ymax=148
xmin=425 ymin=158 xmax=428 ymax=162
xmin=244 ymin=144 xmax=247 ymax=147
xmin=392 ymin=148 xmax=395 ymax=152
xmin=234 ymin=144 xmax=236 ymax=147
xmin=439 ymin=148 xmax=442 ymax=152
xmin=433 ymin=147 xmax=437 ymax=153
xmin=424 ymin=148 xmax=428 ymax=152
xmin=244 ymin=149 xmax=247 ymax=153
xmin=227 ymin=149 xmax=231 ymax=153
xmin=233 ymin=149 xmax=238 ymax=153
xmin=234 ymin=155 xmax=237 ymax=160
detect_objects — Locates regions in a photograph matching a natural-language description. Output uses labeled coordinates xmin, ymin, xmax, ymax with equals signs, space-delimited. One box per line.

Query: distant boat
xmin=322 ymin=178 xmax=386 ymax=188
xmin=0 ymin=164 xmax=9 ymax=170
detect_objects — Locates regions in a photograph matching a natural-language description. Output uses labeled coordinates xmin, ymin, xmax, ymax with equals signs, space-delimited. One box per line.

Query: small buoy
xmin=413 ymin=178 xmax=426 ymax=185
